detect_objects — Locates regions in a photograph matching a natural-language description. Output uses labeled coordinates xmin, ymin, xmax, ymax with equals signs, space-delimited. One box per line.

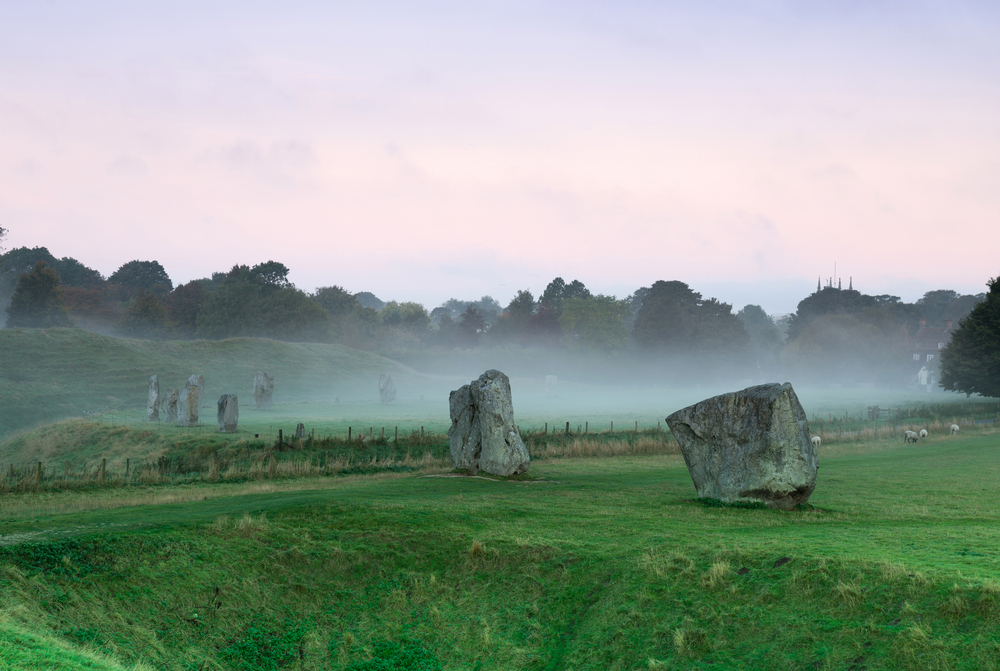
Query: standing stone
xmin=253 ymin=372 xmax=274 ymax=410
xmin=217 ymin=394 xmax=239 ymax=433
xmin=447 ymin=369 xmax=530 ymax=477
xmin=147 ymin=375 xmax=160 ymax=421
xmin=379 ymin=373 xmax=396 ymax=405
xmin=665 ymin=382 xmax=818 ymax=510
xmin=161 ymin=388 xmax=179 ymax=423
xmin=188 ymin=375 xmax=206 ymax=409
xmin=295 ymin=422 xmax=305 ymax=439
xmin=178 ymin=382 xmax=200 ymax=427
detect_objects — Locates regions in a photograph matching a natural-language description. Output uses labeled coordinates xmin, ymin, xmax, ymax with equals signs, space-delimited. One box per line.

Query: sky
xmin=1 ymin=1 xmax=998 ymax=315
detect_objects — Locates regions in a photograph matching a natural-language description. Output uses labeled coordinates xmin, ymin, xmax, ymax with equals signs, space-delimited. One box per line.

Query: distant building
xmin=909 ymin=319 xmax=954 ymax=392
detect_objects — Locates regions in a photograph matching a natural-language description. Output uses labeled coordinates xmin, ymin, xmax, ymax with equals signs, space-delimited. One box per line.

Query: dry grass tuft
xmin=701 ymin=561 xmax=731 ymax=589
xmin=468 ymin=540 xmax=486 ymax=559
xmin=234 ymin=511 xmax=268 ymax=535
xmin=835 ymin=581 xmax=862 ymax=607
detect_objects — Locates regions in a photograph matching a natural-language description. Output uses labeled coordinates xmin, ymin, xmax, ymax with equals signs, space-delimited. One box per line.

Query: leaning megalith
xmin=448 ymin=369 xmax=530 ymax=477
xmin=147 ymin=375 xmax=160 ymax=421
xmin=188 ymin=374 xmax=206 ymax=409
xmin=665 ymin=382 xmax=818 ymax=510
xmin=253 ymin=372 xmax=274 ymax=410
xmin=178 ymin=382 xmax=200 ymax=427
xmin=161 ymin=388 xmax=179 ymax=422
xmin=295 ymin=422 xmax=305 ymax=439
xmin=217 ymin=394 xmax=239 ymax=433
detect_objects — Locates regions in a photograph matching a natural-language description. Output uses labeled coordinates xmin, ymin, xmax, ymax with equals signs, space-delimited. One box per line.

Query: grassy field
xmin=1 ymin=428 xmax=999 ymax=670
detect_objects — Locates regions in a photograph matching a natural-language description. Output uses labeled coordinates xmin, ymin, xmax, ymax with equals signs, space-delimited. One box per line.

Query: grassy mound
xmin=0 ymin=617 xmax=147 ymax=671
xmin=0 ymin=431 xmax=998 ymax=669
xmin=0 ymin=328 xmax=429 ymax=440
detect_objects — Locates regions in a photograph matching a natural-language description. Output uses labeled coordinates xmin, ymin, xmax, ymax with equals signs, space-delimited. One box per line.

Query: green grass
xmin=0 ymin=328 xmax=440 ymax=441
xmin=2 ymin=431 xmax=1000 ymax=669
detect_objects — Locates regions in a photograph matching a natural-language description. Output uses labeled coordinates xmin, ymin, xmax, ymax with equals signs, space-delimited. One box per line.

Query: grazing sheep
xmin=951 ymin=424 xmax=960 ymax=435
xmin=919 ymin=429 xmax=928 ymax=440
xmin=904 ymin=430 xmax=919 ymax=444
xmin=811 ymin=436 xmax=821 ymax=448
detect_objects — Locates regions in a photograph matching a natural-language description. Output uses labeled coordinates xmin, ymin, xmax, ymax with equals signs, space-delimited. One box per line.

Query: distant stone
xmin=178 ymin=382 xmax=200 ymax=427
xmin=665 ymin=382 xmax=818 ymax=511
xmin=188 ymin=374 xmax=206 ymax=409
xmin=217 ymin=394 xmax=239 ymax=433
xmin=253 ymin=372 xmax=274 ymax=410
xmin=147 ymin=375 xmax=160 ymax=421
xmin=295 ymin=422 xmax=305 ymax=439
xmin=161 ymin=388 xmax=179 ymax=423
xmin=447 ymin=369 xmax=530 ymax=477
xmin=379 ymin=373 xmax=396 ymax=405
xmin=545 ymin=375 xmax=558 ymax=395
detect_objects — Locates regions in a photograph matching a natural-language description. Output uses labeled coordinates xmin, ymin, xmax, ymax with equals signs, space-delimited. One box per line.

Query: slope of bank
xmin=0 ymin=328 xmax=430 ymax=440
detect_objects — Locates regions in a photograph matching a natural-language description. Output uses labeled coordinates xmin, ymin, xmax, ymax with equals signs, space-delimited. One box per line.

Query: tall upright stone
xmin=379 ymin=373 xmax=396 ymax=405
xmin=188 ymin=375 xmax=206 ymax=409
xmin=447 ymin=369 xmax=530 ymax=477
xmin=147 ymin=375 xmax=160 ymax=421
xmin=295 ymin=422 xmax=305 ymax=439
xmin=178 ymin=382 xmax=200 ymax=427
xmin=161 ymin=388 xmax=179 ymax=423
xmin=217 ymin=394 xmax=239 ymax=433
xmin=253 ymin=372 xmax=274 ymax=410
xmin=665 ymin=382 xmax=818 ymax=510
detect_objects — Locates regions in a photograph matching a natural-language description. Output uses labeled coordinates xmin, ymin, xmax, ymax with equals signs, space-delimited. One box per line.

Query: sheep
xmin=951 ymin=424 xmax=960 ymax=435
xmin=919 ymin=429 xmax=928 ymax=440
xmin=811 ymin=436 xmax=821 ymax=448
xmin=904 ymin=430 xmax=919 ymax=444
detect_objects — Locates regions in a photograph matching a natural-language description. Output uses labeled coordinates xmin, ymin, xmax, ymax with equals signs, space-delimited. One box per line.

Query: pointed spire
xmin=838 ymin=278 xmax=842 ymax=290
xmin=817 ymin=276 xmax=821 ymax=293
xmin=849 ymin=276 xmax=853 ymax=291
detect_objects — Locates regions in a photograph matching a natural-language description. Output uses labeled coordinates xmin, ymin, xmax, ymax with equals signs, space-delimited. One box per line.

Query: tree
xmin=785 ymin=286 xmax=874 ymax=341
xmin=117 ymin=291 xmax=170 ymax=339
xmin=939 ymin=276 xmax=1000 ymax=397
xmin=632 ymin=280 xmax=749 ymax=368
xmin=539 ymin=277 xmax=591 ymax=316
xmin=355 ymin=292 xmax=385 ymax=311
xmin=108 ymin=260 xmax=173 ymax=300
xmin=782 ymin=313 xmax=897 ymax=383
xmin=313 ymin=285 xmax=360 ymax=317
xmin=164 ymin=281 xmax=206 ymax=338
xmin=5 ymin=261 xmax=73 ymax=328
xmin=196 ymin=262 xmax=330 ymax=341
xmin=737 ymin=304 xmax=782 ymax=375
xmin=560 ymin=295 xmax=630 ymax=353
xmin=457 ymin=306 xmax=485 ymax=347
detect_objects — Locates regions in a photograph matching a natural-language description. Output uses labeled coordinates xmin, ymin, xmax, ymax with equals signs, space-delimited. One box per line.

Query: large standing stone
xmin=217 ymin=394 xmax=239 ymax=433
xmin=161 ymin=388 xmax=179 ymax=423
xmin=447 ymin=369 xmax=530 ymax=476
xmin=147 ymin=375 xmax=160 ymax=421
xmin=253 ymin=372 xmax=274 ymax=410
xmin=665 ymin=382 xmax=818 ymax=510
xmin=295 ymin=422 xmax=306 ymax=439
xmin=188 ymin=375 xmax=206 ymax=409
xmin=178 ymin=382 xmax=200 ymax=427
xmin=379 ymin=373 xmax=396 ymax=405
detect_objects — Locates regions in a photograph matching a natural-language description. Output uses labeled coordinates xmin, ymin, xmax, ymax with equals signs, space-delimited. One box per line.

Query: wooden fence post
xmin=348 ymin=427 xmax=352 ymax=442
xmin=37 ymin=461 xmax=42 ymax=487
xmin=611 ymin=421 xmax=613 ymax=432
xmin=126 ymin=458 xmax=130 ymax=478
xmin=544 ymin=422 xmax=548 ymax=434
xmin=394 ymin=426 xmax=398 ymax=442
xmin=565 ymin=421 xmax=570 ymax=435
xmin=634 ymin=421 xmax=638 ymax=433
xmin=421 ymin=426 xmax=424 ymax=441
xmin=585 ymin=421 xmax=588 ymax=434
xmin=278 ymin=429 xmax=283 ymax=450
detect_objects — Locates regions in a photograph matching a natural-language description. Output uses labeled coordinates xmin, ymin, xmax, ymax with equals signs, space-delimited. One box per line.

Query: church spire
xmin=849 ymin=276 xmax=853 ymax=291
xmin=838 ymin=278 xmax=842 ymax=290
xmin=817 ymin=276 xmax=821 ymax=293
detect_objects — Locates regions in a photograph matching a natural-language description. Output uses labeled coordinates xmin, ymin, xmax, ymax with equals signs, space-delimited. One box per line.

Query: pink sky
xmin=2 ymin=2 xmax=998 ymax=314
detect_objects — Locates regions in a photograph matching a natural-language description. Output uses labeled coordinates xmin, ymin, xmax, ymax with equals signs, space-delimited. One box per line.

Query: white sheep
xmin=811 ymin=436 xmax=821 ymax=448
xmin=919 ymin=429 xmax=928 ymax=440
xmin=904 ymin=430 xmax=919 ymax=444
xmin=951 ymin=424 xmax=960 ymax=435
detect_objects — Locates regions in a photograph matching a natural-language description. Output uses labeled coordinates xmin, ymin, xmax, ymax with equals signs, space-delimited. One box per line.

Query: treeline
xmin=0 ymin=245 xmax=986 ymax=384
